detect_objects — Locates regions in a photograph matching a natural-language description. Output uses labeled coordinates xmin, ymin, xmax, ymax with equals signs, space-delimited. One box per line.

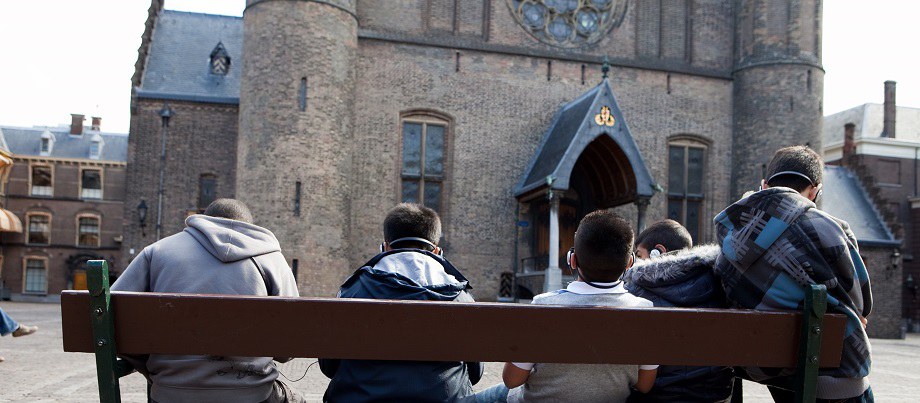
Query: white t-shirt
xmin=508 ymin=281 xmax=657 ymax=403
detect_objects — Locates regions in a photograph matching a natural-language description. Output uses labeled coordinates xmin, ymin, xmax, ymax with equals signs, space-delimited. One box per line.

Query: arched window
xmin=400 ymin=113 xmax=450 ymax=212
xmin=23 ymin=256 xmax=48 ymax=295
xmin=667 ymin=137 xmax=708 ymax=242
xmin=26 ymin=212 xmax=51 ymax=245
xmin=76 ymin=214 xmax=101 ymax=248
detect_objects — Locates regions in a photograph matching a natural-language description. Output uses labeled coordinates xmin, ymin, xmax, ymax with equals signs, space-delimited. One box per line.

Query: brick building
xmin=825 ymin=81 xmax=918 ymax=336
xmin=0 ymin=115 xmax=127 ymax=302
xmin=123 ymin=0 xmax=830 ymax=304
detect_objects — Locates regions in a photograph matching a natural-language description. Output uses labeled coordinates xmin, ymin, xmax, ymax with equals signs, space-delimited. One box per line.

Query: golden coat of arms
xmin=595 ymin=106 xmax=615 ymax=127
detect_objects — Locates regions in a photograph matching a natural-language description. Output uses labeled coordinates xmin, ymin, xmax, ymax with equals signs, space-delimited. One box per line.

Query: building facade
xmin=123 ymin=0 xmax=825 ymax=301
xmin=825 ymin=81 xmax=917 ymax=336
xmin=0 ymin=115 xmax=127 ymax=302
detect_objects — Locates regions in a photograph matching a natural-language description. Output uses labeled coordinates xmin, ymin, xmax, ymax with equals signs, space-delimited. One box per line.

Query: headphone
xmin=765 ymin=170 xmax=823 ymax=202
xmin=380 ymin=237 xmax=443 ymax=256
xmin=567 ymin=247 xmax=622 ymax=289
xmin=649 ymin=248 xmax=662 ymax=258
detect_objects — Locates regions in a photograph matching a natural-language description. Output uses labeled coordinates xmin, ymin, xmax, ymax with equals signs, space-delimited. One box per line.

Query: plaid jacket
xmin=713 ymin=187 xmax=872 ymax=387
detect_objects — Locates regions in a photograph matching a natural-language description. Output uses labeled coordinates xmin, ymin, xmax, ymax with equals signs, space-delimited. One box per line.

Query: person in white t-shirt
xmin=470 ymin=210 xmax=657 ymax=403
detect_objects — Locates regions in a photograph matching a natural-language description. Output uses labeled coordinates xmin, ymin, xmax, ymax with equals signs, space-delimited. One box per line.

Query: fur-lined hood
xmin=624 ymin=244 xmax=721 ymax=286
xmin=623 ymin=244 xmax=725 ymax=308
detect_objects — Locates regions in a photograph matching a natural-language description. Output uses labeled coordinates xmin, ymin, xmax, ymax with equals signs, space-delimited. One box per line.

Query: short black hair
xmin=635 ymin=219 xmax=692 ymax=252
xmin=765 ymin=145 xmax=823 ymax=192
xmin=383 ymin=203 xmax=441 ymax=250
xmin=574 ymin=210 xmax=634 ymax=282
xmin=203 ymin=198 xmax=254 ymax=223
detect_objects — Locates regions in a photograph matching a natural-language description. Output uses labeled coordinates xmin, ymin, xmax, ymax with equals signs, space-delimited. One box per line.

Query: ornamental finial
xmin=602 ymin=56 xmax=610 ymax=79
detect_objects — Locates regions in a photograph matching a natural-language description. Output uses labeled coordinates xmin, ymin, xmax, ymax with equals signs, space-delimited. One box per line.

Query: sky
xmin=0 ymin=0 xmax=917 ymax=134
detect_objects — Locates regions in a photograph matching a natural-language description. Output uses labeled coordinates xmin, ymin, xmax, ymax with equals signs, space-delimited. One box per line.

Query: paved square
xmin=1 ymin=301 xmax=917 ymax=402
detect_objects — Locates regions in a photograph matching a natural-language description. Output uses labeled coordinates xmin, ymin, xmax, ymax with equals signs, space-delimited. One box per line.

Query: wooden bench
xmin=62 ymin=261 xmax=847 ymax=403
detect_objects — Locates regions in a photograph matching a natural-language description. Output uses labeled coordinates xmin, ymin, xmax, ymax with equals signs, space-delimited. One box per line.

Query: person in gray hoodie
xmin=111 ymin=198 xmax=303 ymax=403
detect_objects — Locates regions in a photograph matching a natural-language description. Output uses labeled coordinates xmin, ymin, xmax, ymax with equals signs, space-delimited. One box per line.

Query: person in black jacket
xmin=624 ymin=220 xmax=734 ymax=403
xmin=319 ymin=203 xmax=483 ymax=402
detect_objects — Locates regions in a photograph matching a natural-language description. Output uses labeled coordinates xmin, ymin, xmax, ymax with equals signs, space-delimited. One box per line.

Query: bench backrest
xmin=61 ymin=290 xmax=846 ymax=367
xmin=62 ymin=261 xmax=846 ymax=403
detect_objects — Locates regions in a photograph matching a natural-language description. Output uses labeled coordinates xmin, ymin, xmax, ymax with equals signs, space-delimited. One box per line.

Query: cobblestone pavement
xmin=2 ymin=301 xmax=917 ymax=402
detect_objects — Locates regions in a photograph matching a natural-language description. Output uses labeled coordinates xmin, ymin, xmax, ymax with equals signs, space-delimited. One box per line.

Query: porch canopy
xmin=514 ymin=78 xmax=655 ymax=204
xmin=513 ymin=78 xmax=656 ymax=294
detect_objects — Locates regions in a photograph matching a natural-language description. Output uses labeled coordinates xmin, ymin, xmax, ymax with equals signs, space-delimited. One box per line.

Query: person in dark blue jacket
xmin=319 ymin=203 xmax=483 ymax=402
xmin=624 ymin=220 xmax=734 ymax=403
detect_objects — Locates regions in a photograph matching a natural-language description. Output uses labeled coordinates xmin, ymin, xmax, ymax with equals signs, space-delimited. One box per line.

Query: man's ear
xmin=626 ymin=254 xmax=634 ymax=269
xmin=433 ymin=246 xmax=442 ymax=256
xmin=760 ymin=179 xmax=768 ymax=190
xmin=654 ymin=244 xmax=667 ymax=254
xmin=808 ymin=184 xmax=822 ymax=201
xmin=568 ymin=252 xmax=578 ymax=270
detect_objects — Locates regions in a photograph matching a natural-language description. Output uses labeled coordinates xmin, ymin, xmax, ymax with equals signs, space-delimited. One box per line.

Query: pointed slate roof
xmin=135 ymin=10 xmax=243 ymax=104
xmin=821 ymin=165 xmax=899 ymax=246
xmin=515 ymin=79 xmax=655 ymax=200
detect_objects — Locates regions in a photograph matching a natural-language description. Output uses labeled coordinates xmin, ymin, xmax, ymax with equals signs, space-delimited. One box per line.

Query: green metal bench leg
xmin=794 ymin=284 xmax=828 ymax=403
xmin=89 ymin=260 xmax=121 ymax=403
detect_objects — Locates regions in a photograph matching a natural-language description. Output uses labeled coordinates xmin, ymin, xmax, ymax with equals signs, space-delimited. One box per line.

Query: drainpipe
xmin=156 ymin=104 xmax=175 ymax=241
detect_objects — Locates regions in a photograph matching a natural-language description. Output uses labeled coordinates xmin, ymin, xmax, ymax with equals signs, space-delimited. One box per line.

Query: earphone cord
xmin=278 ymin=359 xmax=318 ymax=383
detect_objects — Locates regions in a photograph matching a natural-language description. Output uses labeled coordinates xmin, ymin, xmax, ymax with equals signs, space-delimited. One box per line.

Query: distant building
xmin=0 ymin=115 xmax=127 ymax=302
xmin=824 ymin=81 xmax=915 ymax=336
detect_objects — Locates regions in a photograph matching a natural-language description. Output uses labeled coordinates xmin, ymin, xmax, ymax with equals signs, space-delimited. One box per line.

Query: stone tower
xmin=238 ymin=0 xmax=357 ymax=296
xmin=732 ymin=0 xmax=824 ymax=198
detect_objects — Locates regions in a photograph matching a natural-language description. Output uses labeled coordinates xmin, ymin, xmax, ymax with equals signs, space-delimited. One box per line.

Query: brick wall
xmin=348 ymin=42 xmax=733 ymax=300
xmin=860 ymin=246 xmax=903 ymax=339
xmin=120 ymin=99 xmax=239 ymax=269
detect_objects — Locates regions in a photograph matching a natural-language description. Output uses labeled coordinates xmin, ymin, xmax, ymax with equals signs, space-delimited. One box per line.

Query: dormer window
xmin=40 ymin=130 xmax=54 ymax=156
xmin=209 ymin=42 xmax=230 ymax=75
xmin=89 ymin=133 xmax=104 ymax=160
xmin=89 ymin=141 xmax=100 ymax=159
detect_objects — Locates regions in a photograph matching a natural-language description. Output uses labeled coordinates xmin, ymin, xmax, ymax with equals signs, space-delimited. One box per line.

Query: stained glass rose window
xmin=507 ymin=0 xmax=627 ymax=47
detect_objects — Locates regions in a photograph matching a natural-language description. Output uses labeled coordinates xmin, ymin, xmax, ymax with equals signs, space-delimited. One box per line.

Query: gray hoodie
xmin=112 ymin=215 xmax=299 ymax=403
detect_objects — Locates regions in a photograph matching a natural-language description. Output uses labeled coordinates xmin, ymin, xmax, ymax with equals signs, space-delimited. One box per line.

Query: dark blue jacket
xmin=319 ymin=249 xmax=483 ymax=402
xmin=624 ymin=245 xmax=734 ymax=403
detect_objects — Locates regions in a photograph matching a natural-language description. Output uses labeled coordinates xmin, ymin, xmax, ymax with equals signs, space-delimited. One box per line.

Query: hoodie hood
xmin=184 ymin=215 xmax=282 ymax=262
xmin=714 ymin=187 xmax=813 ymax=272
xmin=338 ymin=250 xmax=471 ymax=301
xmin=624 ymin=244 xmax=724 ymax=308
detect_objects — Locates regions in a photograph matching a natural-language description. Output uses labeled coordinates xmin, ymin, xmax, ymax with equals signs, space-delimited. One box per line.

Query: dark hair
xmin=764 ymin=145 xmax=823 ymax=192
xmin=574 ymin=210 xmax=634 ymax=282
xmin=383 ymin=203 xmax=442 ymax=250
xmin=203 ymin=198 xmax=254 ymax=224
xmin=635 ymin=219 xmax=692 ymax=252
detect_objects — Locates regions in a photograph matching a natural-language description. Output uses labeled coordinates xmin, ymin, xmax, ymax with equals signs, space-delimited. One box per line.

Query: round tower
xmin=731 ymin=0 xmax=823 ymax=199
xmin=238 ymin=0 xmax=357 ymax=296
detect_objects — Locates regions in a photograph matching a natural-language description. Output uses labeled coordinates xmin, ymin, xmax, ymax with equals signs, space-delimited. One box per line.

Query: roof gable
xmin=515 ymin=79 xmax=656 ymax=200
xmin=136 ymin=10 xmax=243 ymax=104
xmin=821 ymin=165 xmax=898 ymax=246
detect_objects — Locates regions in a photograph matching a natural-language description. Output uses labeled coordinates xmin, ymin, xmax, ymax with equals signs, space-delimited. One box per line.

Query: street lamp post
xmin=156 ymin=103 xmax=175 ymax=241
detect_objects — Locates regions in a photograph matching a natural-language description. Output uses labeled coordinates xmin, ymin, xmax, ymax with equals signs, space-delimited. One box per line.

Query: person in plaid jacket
xmin=713 ymin=146 xmax=873 ymax=402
